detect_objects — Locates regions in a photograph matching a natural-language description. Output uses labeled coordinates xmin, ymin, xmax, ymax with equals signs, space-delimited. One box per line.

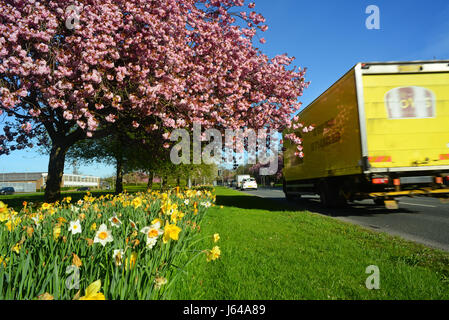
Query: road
xmin=239 ymin=187 xmax=449 ymax=252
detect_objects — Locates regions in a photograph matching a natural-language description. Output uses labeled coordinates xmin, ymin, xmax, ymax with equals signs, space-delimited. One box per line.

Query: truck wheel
xmin=285 ymin=193 xmax=295 ymax=201
xmin=373 ymin=198 xmax=384 ymax=206
xmin=319 ymin=180 xmax=347 ymax=209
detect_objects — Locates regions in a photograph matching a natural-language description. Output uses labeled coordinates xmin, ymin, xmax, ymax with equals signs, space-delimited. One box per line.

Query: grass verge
xmin=173 ymin=187 xmax=449 ymax=299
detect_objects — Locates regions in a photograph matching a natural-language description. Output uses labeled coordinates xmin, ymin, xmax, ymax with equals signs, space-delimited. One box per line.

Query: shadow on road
xmin=216 ymin=192 xmax=418 ymax=217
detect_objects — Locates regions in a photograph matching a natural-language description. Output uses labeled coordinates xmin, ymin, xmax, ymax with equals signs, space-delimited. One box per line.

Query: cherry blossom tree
xmin=0 ymin=0 xmax=308 ymax=202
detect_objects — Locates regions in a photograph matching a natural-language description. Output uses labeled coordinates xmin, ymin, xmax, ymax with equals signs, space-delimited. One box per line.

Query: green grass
xmin=173 ymin=187 xmax=449 ymax=300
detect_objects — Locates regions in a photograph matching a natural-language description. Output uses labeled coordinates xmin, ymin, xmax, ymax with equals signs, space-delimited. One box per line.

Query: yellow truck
xmin=283 ymin=60 xmax=449 ymax=208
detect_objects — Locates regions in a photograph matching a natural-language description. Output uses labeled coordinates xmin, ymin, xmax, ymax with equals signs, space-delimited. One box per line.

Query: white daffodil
xmin=94 ymin=224 xmax=113 ymax=246
xmin=69 ymin=220 xmax=82 ymax=235
xmin=201 ymin=201 xmax=212 ymax=208
xmin=109 ymin=215 xmax=122 ymax=228
xmin=70 ymin=205 xmax=80 ymax=213
xmin=129 ymin=219 xmax=137 ymax=230
xmin=31 ymin=215 xmax=40 ymax=227
xmin=146 ymin=237 xmax=158 ymax=249
xmin=140 ymin=221 xmax=164 ymax=249
xmin=113 ymin=249 xmax=125 ymax=266
xmin=184 ymin=199 xmax=190 ymax=205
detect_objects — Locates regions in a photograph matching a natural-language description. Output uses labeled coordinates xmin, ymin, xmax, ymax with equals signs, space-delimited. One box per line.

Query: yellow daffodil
xmin=0 ymin=255 xmax=9 ymax=267
xmin=131 ymin=197 xmax=142 ymax=209
xmin=163 ymin=223 xmax=181 ymax=243
xmin=206 ymin=246 xmax=221 ymax=262
xmin=12 ymin=241 xmax=23 ymax=254
xmin=41 ymin=203 xmax=51 ymax=211
xmin=170 ymin=210 xmax=184 ymax=224
xmin=79 ymin=280 xmax=105 ymax=300
xmin=37 ymin=293 xmax=54 ymax=300
xmin=5 ymin=216 xmax=21 ymax=232
xmin=72 ymin=253 xmax=82 ymax=268
xmin=213 ymin=233 xmax=220 ymax=243
xmin=151 ymin=218 xmax=163 ymax=226
xmin=53 ymin=226 xmax=62 ymax=240
xmin=125 ymin=252 xmax=138 ymax=271
xmin=90 ymin=222 xmax=97 ymax=231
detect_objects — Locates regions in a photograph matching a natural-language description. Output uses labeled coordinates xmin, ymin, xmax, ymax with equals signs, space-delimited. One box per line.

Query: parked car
xmin=77 ymin=186 xmax=90 ymax=191
xmin=0 ymin=187 xmax=15 ymax=195
xmin=236 ymin=175 xmax=250 ymax=189
xmin=241 ymin=178 xmax=258 ymax=190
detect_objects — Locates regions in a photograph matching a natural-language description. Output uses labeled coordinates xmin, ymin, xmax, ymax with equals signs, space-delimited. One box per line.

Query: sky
xmin=1 ymin=0 xmax=449 ymax=177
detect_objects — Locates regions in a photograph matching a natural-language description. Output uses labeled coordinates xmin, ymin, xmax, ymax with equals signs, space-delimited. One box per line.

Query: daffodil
xmin=206 ymin=246 xmax=221 ymax=262
xmin=0 ymin=255 xmax=9 ymax=267
xmin=53 ymin=226 xmax=62 ymax=240
xmin=12 ymin=241 xmax=22 ymax=254
xmin=41 ymin=203 xmax=51 ymax=211
xmin=213 ymin=233 xmax=220 ymax=243
xmin=129 ymin=219 xmax=137 ymax=230
xmin=109 ymin=215 xmax=122 ymax=228
xmin=170 ymin=210 xmax=184 ymax=224
xmin=125 ymin=252 xmax=138 ymax=271
xmin=0 ymin=201 xmax=9 ymax=221
xmin=201 ymin=201 xmax=212 ymax=208
xmin=154 ymin=276 xmax=168 ymax=289
xmin=5 ymin=216 xmax=21 ymax=232
xmin=69 ymin=220 xmax=82 ymax=235
xmin=163 ymin=223 xmax=181 ymax=243
xmin=151 ymin=218 xmax=163 ymax=226
xmin=113 ymin=249 xmax=124 ymax=266
xmin=94 ymin=224 xmax=113 ymax=246
xmin=131 ymin=197 xmax=142 ymax=209
xmin=140 ymin=221 xmax=164 ymax=249
xmin=90 ymin=222 xmax=97 ymax=231
xmin=79 ymin=280 xmax=105 ymax=300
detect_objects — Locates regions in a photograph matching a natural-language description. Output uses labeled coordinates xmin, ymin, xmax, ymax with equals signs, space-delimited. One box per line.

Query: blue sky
xmin=1 ymin=0 xmax=449 ymax=177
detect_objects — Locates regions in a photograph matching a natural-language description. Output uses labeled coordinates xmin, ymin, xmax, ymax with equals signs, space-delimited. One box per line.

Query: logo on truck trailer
xmin=385 ymin=86 xmax=436 ymax=119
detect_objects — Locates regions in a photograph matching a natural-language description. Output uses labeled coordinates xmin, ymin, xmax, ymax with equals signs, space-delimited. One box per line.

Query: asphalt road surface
xmin=239 ymin=187 xmax=449 ymax=252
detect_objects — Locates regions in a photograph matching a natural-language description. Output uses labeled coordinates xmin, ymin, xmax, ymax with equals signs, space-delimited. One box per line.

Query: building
xmin=0 ymin=172 xmax=101 ymax=193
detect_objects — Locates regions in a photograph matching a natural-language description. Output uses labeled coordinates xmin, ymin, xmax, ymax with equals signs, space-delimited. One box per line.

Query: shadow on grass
xmin=215 ymin=192 xmax=417 ymax=217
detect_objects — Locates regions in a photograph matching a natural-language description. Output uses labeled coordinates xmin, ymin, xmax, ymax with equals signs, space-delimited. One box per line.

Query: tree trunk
xmin=44 ymin=143 xmax=69 ymax=203
xmin=176 ymin=176 xmax=180 ymax=187
xmin=115 ymin=157 xmax=124 ymax=194
xmin=163 ymin=175 xmax=168 ymax=189
xmin=147 ymin=172 xmax=153 ymax=190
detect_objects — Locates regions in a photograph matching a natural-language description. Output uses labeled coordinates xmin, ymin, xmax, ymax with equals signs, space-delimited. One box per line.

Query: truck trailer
xmin=283 ymin=60 xmax=449 ymax=209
